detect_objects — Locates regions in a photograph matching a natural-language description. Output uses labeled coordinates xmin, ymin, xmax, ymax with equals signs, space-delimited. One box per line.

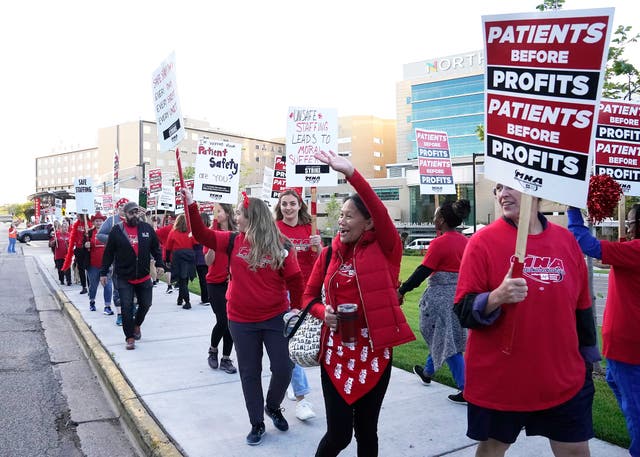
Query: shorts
xmin=467 ymin=369 xmax=594 ymax=444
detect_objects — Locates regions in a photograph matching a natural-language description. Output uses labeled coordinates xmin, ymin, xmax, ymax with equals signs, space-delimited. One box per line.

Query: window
xmin=373 ymin=165 xmax=382 ymax=171
xmin=338 ymin=137 xmax=351 ymax=144
xmin=191 ymin=132 xmax=199 ymax=141
xmin=144 ymin=141 xmax=151 ymax=150
xmin=143 ymin=125 xmax=151 ymax=134
xmin=374 ymin=188 xmax=400 ymax=201
xmin=373 ymin=137 xmax=382 ymax=144
xmin=373 ymin=151 xmax=382 ymax=158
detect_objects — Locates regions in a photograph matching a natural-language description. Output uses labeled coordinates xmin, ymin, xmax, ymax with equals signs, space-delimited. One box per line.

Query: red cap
xmin=91 ymin=212 xmax=106 ymax=222
xmin=115 ymin=198 xmax=129 ymax=208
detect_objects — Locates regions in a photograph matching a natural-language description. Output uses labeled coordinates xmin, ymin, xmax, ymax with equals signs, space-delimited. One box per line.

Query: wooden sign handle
xmin=310 ymin=187 xmax=318 ymax=253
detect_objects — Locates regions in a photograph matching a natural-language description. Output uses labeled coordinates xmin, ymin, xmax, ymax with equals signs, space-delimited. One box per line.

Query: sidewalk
xmin=32 ymin=251 xmax=628 ymax=457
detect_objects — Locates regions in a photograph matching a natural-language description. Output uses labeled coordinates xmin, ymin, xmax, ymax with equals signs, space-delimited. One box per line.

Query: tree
xmin=183 ymin=166 xmax=195 ymax=180
xmin=535 ymin=0 xmax=564 ymax=11
xmin=603 ymin=25 xmax=640 ymax=100
xmin=324 ymin=195 xmax=341 ymax=235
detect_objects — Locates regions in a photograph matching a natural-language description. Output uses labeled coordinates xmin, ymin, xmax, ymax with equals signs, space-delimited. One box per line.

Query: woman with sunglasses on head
xmin=302 ymin=150 xmax=415 ymax=456
xmin=182 ymin=189 xmax=304 ymax=447
xmin=568 ymin=203 xmax=640 ymax=457
xmin=274 ymin=188 xmax=321 ymax=422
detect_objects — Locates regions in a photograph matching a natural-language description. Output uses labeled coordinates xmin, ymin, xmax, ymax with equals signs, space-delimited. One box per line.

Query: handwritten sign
xmin=152 ymin=51 xmax=185 ymax=152
xmin=482 ymin=8 xmax=613 ymax=207
xmin=158 ymin=184 xmax=176 ymax=212
xmin=416 ymin=129 xmax=455 ymax=194
xmin=74 ymin=177 xmax=95 ymax=215
xmin=595 ymin=99 xmax=640 ymax=196
xmin=286 ymin=107 xmax=338 ymax=187
xmin=193 ymin=138 xmax=241 ymax=204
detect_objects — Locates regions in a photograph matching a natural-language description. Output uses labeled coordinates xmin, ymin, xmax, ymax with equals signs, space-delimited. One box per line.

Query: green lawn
xmin=186 ymin=258 xmax=630 ymax=448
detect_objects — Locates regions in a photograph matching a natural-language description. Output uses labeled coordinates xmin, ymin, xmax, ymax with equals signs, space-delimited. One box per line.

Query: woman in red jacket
xmin=303 ymin=151 xmax=414 ymax=456
xmin=50 ymin=220 xmax=71 ymax=286
xmin=165 ymin=214 xmax=197 ymax=309
xmin=183 ymin=189 xmax=304 ymax=447
xmin=62 ymin=214 xmax=91 ymax=294
xmin=204 ymin=203 xmax=237 ymax=374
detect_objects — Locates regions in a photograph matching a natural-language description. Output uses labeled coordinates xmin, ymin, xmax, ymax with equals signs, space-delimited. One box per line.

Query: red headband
xmin=241 ymin=191 xmax=250 ymax=209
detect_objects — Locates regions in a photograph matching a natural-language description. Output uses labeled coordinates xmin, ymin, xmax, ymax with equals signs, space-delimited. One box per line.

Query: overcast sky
xmin=1 ymin=0 xmax=638 ymax=204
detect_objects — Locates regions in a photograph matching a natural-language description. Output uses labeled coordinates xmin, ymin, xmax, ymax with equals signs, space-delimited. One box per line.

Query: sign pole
xmin=310 ymin=187 xmax=318 ymax=253
xmin=176 ymin=148 xmax=191 ymax=234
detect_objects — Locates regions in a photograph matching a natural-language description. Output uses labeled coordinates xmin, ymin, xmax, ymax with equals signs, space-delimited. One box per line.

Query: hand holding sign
xmin=181 ymin=187 xmax=195 ymax=206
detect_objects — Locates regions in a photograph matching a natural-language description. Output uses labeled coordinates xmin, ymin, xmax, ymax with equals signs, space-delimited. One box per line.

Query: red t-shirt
xmin=276 ymin=220 xmax=319 ymax=282
xmin=421 ymin=231 xmax=468 ymax=272
xmin=123 ymin=224 xmax=150 ymax=284
xmin=89 ymin=230 xmax=106 ymax=268
xmin=455 ymin=218 xmax=590 ymax=411
xmin=600 ymin=239 xmax=640 ymax=364
xmin=52 ymin=231 xmax=70 ymax=260
xmin=165 ymin=229 xmax=196 ymax=257
xmin=204 ymin=228 xmax=230 ymax=284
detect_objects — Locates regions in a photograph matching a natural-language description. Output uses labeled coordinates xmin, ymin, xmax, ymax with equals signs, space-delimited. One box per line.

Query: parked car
xmin=405 ymin=238 xmax=433 ymax=251
xmin=18 ymin=223 xmax=54 ymax=243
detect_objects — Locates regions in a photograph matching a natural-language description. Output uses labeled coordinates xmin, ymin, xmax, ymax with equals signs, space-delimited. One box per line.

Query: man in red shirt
xmin=100 ymin=202 xmax=165 ymax=350
xmin=454 ymin=184 xmax=598 ymax=457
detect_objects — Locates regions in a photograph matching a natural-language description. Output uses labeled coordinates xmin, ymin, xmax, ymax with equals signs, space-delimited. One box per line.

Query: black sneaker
xmin=80 ymin=287 xmax=88 ymax=294
xmin=166 ymin=285 xmax=173 ymax=294
xmin=413 ymin=365 xmax=432 ymax=385
xmin=182 ymin=302 xmax=191 ymax=310
xmin=220 ymin=358 xmax=237 ymax=374
xmin=246 ymin=422 xmax=265 ymax=446
xmin=264 ymin=405 xmax=288 ymax=431
xmin=208 ymin=349 xmax=219 ymax=369
xmin=447 ymin=391 xmax=467 ymax=405
xmin=89 ymin=301 xmax=96 ymax=312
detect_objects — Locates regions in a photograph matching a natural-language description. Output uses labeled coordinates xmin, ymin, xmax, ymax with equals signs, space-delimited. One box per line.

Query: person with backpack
xmin=182 ymin=188 xmax=304 ymax=447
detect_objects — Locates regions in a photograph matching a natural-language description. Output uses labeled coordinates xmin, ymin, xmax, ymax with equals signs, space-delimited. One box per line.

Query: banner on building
xmin=193 ymin=137 xmax=241 ymax=204
xmin=74 ymin=177 xmax=95 ymax=214
xmin=594 ymin=99 xmax=640 ymax=196
xmin=285 ymin=107 xmax=338 ymax=187
xmin=416 ymin=129 xmax=456 ymax=195
xmin=152 ymin=51 xmax=185 ymax=152
xmin=482 ymin=8 xmax=613 ymax=208
xmin=113 ymin=148 xmax=120 ymax=192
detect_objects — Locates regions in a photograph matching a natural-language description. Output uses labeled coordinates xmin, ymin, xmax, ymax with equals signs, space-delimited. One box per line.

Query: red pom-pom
xmin=587 ymin=175 xmax=623 ymax=224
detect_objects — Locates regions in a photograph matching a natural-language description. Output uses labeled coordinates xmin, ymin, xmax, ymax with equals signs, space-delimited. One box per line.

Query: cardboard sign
xmin=193 ymin=138 xmax=241 ymax=204
xmin=74 ymin=177 xmax=95 ymax=215
xmin=594 ymin=99 xmax=640 ymax=196
xmin=152 ymin=51 xmax=185 ymax=152
xmin=286 ymin=107 xmax=338 ymax=187
xmin=482 ymin=8 xmax=613 ymax=207
xmin=416 ymin=129 xmax=456 ymax=194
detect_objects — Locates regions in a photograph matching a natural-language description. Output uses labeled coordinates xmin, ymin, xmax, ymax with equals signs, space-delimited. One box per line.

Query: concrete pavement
xmin=27 ymin=245 xmax=628 ymax=457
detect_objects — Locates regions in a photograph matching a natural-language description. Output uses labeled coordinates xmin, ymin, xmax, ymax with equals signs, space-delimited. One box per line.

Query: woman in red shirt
xmin=183 ymin=189 xmax=304 ymax=447
xmin=7 ymin=222 xmax=17 ymax=253
xmin=165 ymin=214 xmax=196 ymax=309
xmin=86 ymin=213 xmax=113 ymax=314
xmin=50 ymin=220 xmax=71 ymax=286
xmin=204 ymin=203 xmax=237 ymax=374
xmin=399 ymin=199 xmax=470 ymax=403
xmin=303 ymin=151 xmax=414 ymax=456
xmin=274 ymin=189 xmax=321 ymax=421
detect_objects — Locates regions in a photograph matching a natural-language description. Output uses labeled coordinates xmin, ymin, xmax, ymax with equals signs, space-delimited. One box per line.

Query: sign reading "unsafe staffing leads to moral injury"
xmin=482 ymin=8 xmax=613 ymax=208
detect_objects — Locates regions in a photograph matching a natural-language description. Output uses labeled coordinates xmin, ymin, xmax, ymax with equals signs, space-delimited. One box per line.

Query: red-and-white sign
xmin=174 ymin=179 xmax=194 ymax=214
xmin=416 ymin=129 xmax=455 ymax=195
xmin=483 ymin=8 xmax=613 ymax=208
xmin=594 ymin=99 xmax=640 ymax=196
xmin=148 ymin=168 xmax=163 ymax=194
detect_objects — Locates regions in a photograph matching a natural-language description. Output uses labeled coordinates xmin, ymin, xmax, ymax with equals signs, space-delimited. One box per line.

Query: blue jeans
xmin=291 ymin=364 xmax=310 ymax=397
xmin=115 ymin=277 xmax=153 ymax=340
xmin=424 ymin=352 xmax=465 ymax=390
xmin=606 ymin=359 xmax=640 ymax=457
xmin=7 ymin=238 xmax=16 ymax=253
xmin=87 ymin=266 xmax=112 ymax=305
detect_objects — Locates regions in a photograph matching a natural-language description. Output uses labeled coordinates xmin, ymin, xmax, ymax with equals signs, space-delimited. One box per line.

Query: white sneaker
xmin=295 ymin=399 xmax=316 ymax=421
xmin=286 ymin=386 xmax=296 ymax=401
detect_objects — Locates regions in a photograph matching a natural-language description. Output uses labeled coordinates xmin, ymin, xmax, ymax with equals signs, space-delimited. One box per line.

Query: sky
xmin=1 ymin=0 xmax=638 ymax=204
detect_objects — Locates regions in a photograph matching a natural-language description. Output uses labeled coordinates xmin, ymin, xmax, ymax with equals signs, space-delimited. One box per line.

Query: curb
xmin=37 ymin=256 xmax=183 ymax=457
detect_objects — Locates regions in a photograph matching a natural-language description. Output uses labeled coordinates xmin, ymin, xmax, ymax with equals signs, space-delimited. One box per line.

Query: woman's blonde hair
xmin=173 ymin=214 xmax=187 ymax=232
xmin=241 ymin=197 xmax=287 ymax=270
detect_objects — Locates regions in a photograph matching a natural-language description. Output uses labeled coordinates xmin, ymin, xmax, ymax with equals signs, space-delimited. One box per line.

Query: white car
xmin=405 ymin=238 xmax=433 ymax=251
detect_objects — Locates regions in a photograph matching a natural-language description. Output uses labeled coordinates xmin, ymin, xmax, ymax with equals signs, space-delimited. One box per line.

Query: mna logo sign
xmin=514 ymin=169 xmax=543 ymax=191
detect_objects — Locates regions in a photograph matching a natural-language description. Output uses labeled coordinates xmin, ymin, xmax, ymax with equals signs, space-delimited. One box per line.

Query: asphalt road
xmin=0 ymin=237 xmax=141 ymax=457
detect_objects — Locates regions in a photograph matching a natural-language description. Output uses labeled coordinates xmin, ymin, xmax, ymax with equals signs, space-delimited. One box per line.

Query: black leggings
xmin=55 ymin=258 xmax=71 ymax=285
xmin=315 ymin=357 xmax=392 ymax=457
xmin=206 ymin=282 xmax=233 ymax=356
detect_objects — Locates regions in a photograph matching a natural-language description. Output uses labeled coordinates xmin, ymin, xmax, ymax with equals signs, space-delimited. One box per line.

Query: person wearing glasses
xmin=454 ymin=184 xmax=598 ymax=457
xmin=568 ymin=204 xmax=640 ymax=457
xmin=100 ymin=202 xmax=165 ymax=350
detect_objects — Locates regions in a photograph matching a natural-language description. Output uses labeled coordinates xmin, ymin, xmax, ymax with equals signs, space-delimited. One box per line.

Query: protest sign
xmin=594 ymin=99 xmax=640 ymax=196
xmin=193 ymin=138 xmax=241 ymax=204
xmin=286 ymin=107 xmax=338 ymax=187
xmin=174 ymin=179 xmax=194 ymax=214
xmin=148 ymin=168 xmax=163 ymax=194
xmin=416 ymin=129 xmax=456 ymax=195
xmin=152 ymin=51 xmax=185 ymax=152
xmin=158 ymin=183 xmax=176 ymax=212
xmin=483 ymin=8 xmax=613 ymax=207
xmin=74 ymin=177 xmax=95 ymax=214
xmin=54 ymin=199 xmax=63 ymax=219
